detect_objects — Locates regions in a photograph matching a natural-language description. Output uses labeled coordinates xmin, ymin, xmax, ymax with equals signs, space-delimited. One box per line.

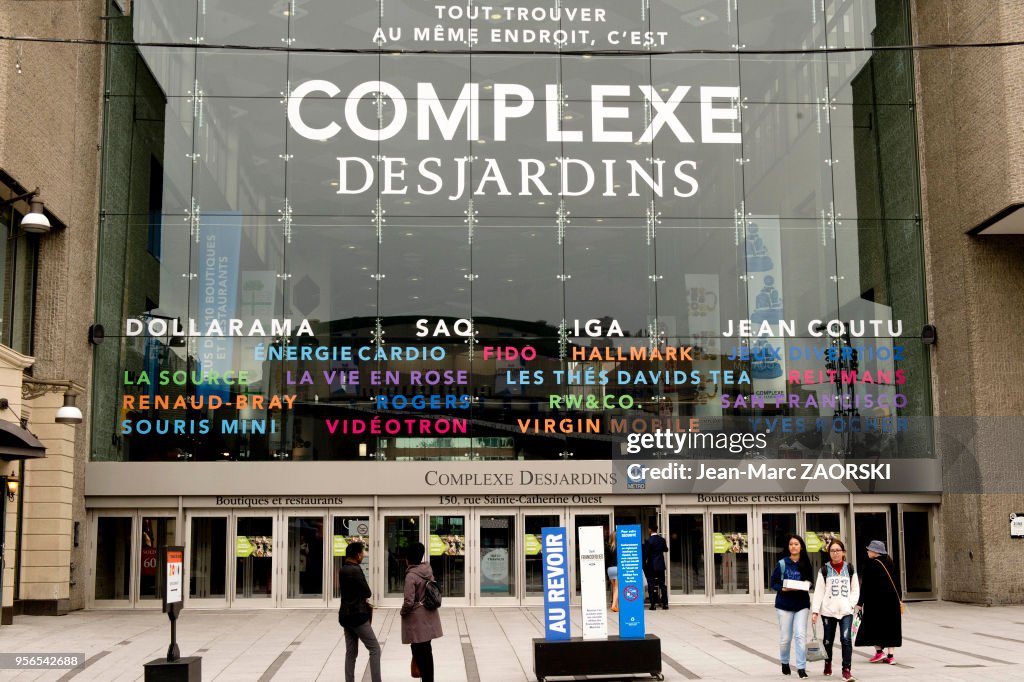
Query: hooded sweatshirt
xmin=811 ymin=562 xmax=860 ymax=618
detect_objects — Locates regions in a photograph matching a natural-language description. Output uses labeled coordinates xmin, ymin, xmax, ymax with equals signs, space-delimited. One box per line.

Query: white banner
xmin=578 ymin=526 xmax=608 ymax=640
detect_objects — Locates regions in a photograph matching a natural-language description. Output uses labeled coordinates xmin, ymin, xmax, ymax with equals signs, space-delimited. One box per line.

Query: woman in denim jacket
xmin=770 ymin=535 xmax=813 ymax=678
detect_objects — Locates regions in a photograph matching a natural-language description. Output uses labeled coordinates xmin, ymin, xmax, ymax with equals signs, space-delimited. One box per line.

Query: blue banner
xmin=196 ymin=213 xmax=242 ymax=399
xmin=617 ymin=525 xmax=645 ymax=639
xmin=541 ymin=527 xmax=570 ymax=640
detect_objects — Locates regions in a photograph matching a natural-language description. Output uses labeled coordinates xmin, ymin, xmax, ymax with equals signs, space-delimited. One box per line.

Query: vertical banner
xmin=578 ymin=526 xmax=608 ymax=640
xmin=541 ymin=527 xmax=570 ymax=640
xmin=745 ymin=216 xmax=787 ymax=403
xmin=197 ymin=213 xmax=242 ymax=399
xmin=616 ymin=525 xmax=645 ymax=639
xmin=685 ymin=273 xmax=724 ymax=417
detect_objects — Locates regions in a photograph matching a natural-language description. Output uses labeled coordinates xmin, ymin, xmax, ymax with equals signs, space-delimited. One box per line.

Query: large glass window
xmin=96 ymin=0 xmax=928 ymax=464
xmin=0 ymin=201 xmax=39 ymax=355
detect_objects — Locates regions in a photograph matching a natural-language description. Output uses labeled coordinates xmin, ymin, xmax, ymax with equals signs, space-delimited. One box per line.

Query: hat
xmin=865 ymin=540 xmax=887 ymax=555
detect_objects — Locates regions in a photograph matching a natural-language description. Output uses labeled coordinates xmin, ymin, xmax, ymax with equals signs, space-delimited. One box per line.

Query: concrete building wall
xmin=0 ymin=0 xmax=105 ymax=612
xmin=914 ymin=0 xmax=1024 ymax=604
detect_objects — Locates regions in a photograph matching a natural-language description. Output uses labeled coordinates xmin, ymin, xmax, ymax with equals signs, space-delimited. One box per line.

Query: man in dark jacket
xmin=643 ymin=523 xmax=669 ymax=610
xmin=338 ymin=542 xmax=381 ymax=682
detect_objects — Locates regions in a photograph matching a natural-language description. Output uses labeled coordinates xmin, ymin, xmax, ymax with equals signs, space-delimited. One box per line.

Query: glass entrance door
xmin=853 ymin=506 xmax=891 ymax=578
xmin=899 ymin=504 xmax=936 ymax=599
xmin=758 ymin=510 xmax=797 ymax=601
xmin=138 ymin=516 xmax=176 ymax=606
xmin=523 ymin=510 xmax=562 ymax=605
xmin=283 ymin=513 xmax=327 ymax=606
xmin=90 ymin=511 xmax=179 ymax=609
xmin=330 ymin=513 xmax=372 ymax=606
xmin=233 ymin=514 xmax=274 ymax=606
xmin=711 ymin=510 xmax=752 ymax=602
xmin=476 ymin=511 xmax=517 ymax=604
xmin=803 ymin=507 xmax=847 ymax=578
xmin=668 ymin=510 xmax=707 ymax=601
xmin=383 ymin=512 xmax=421 ymax=601
xmin=428 ymin=512 xmax=467 ymax=605
xmin=186 ymin=513 xmax=229 ymax=607
xmin=92 ymin=514 xmax=133 ymax=607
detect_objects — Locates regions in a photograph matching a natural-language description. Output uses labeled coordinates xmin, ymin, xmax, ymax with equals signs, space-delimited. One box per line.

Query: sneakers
xmin=842 ymin=668 xmax=854 ymax=680
xmin=868 ymin=651 xmax=886 ymax=663
xmin=886 ymin=654 xmax=895 ymax=665
xmin=823 ymin=660 xmax=832 ymax=676
xmin=798 ymin=670 xmax=809 ymax=679
xmin=782 ymin=663 xmax=791 ymax=675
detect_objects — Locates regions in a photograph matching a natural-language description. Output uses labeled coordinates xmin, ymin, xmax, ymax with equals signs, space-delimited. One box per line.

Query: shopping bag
xmin=411 ymin=656 xmax=421 ymax=678
xmin=851 ymin=613 xmax=862 ymax=639
xmin=806 ymin=621 xmax=826 ymax=662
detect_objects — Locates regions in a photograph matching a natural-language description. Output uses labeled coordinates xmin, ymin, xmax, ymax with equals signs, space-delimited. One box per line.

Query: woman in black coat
xmin=855 ymin=540 xmax=902 ymax=664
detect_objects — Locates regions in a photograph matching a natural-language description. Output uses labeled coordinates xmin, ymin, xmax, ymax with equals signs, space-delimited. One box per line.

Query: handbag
xmin=851 ymin=612 xmax=862 ymax=639
xmin=806 ymin=621 xmax=826 ymax=662
xmin=411 ymin=656 xmax=421 ymax=678
xmin=876 ymin=559 xmax=906 ymax=616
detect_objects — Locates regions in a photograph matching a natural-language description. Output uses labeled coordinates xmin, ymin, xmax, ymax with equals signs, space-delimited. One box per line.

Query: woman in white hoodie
xmin=811 ymin=539 xmax=860 ymax=680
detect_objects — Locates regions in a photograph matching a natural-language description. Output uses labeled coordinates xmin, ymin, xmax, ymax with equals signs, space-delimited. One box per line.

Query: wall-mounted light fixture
xmin=5 ymin=471 xmax=18 ymax=501
xmin=0 ymin=397 xmax=27 ymax=428
xmin=0 ymin=186 xmax=51 ymax=234
xmin=55 ymin=392 xmax=83 ymax=425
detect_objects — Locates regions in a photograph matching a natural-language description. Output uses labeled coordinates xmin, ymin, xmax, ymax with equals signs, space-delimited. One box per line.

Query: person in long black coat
xmin=855 ymin=540 xmax=902 ymax=665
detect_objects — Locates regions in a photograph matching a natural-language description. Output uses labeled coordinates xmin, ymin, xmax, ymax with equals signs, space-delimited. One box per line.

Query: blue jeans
xmin=822 ymin=614 xmax=853 ymax=669
xmin=776 ymin=608 xmax=808 ymax=669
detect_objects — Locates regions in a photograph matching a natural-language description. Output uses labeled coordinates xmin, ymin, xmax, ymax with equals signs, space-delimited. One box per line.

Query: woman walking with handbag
xmin=811 ymin=539 xmax=859 ymax=680
xmin=401 ymin=542 xmax=443 ymax=681
xmin=855 ymin=540 xmax=902 ymax=664
xmin=770 ymin=535 xmax=813 ymax=678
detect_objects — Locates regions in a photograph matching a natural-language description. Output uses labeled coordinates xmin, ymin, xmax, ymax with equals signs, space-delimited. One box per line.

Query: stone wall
xmin=914 ymin=0 xmax=1024 ymax=604
xmin=0 ymin=0 xmax=105 ymax=612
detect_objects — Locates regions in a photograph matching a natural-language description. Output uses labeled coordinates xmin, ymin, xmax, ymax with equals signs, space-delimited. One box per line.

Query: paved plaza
xmin=1 ymin=602 xmax=1022 ymax=681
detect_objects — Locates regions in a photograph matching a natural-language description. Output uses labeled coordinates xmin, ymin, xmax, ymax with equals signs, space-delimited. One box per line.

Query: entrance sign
xmin=165 ymin=548 xmax=183 ymax=606
xmin=578 ymin=526 xmax=608 ymax=639
xmin=161 ymin=546 xmax=185 ymax=663
xmin=616 ymin=525 xmax=645 ymax=639
xmin=541 ymin=527 xmax=570 ymax=640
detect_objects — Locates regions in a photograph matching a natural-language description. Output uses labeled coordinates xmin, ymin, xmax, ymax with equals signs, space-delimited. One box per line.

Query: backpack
xmin=422 ymin=579 xmax=442 ymax=610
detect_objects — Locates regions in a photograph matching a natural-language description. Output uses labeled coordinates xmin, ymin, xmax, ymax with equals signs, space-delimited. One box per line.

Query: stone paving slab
xmin=0 ymin=602 xmax=1022 ymax=681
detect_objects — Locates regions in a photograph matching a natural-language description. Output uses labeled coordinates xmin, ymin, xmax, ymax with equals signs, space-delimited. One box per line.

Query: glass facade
xmin=94 ymin=0 xmax=929 ymax=463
